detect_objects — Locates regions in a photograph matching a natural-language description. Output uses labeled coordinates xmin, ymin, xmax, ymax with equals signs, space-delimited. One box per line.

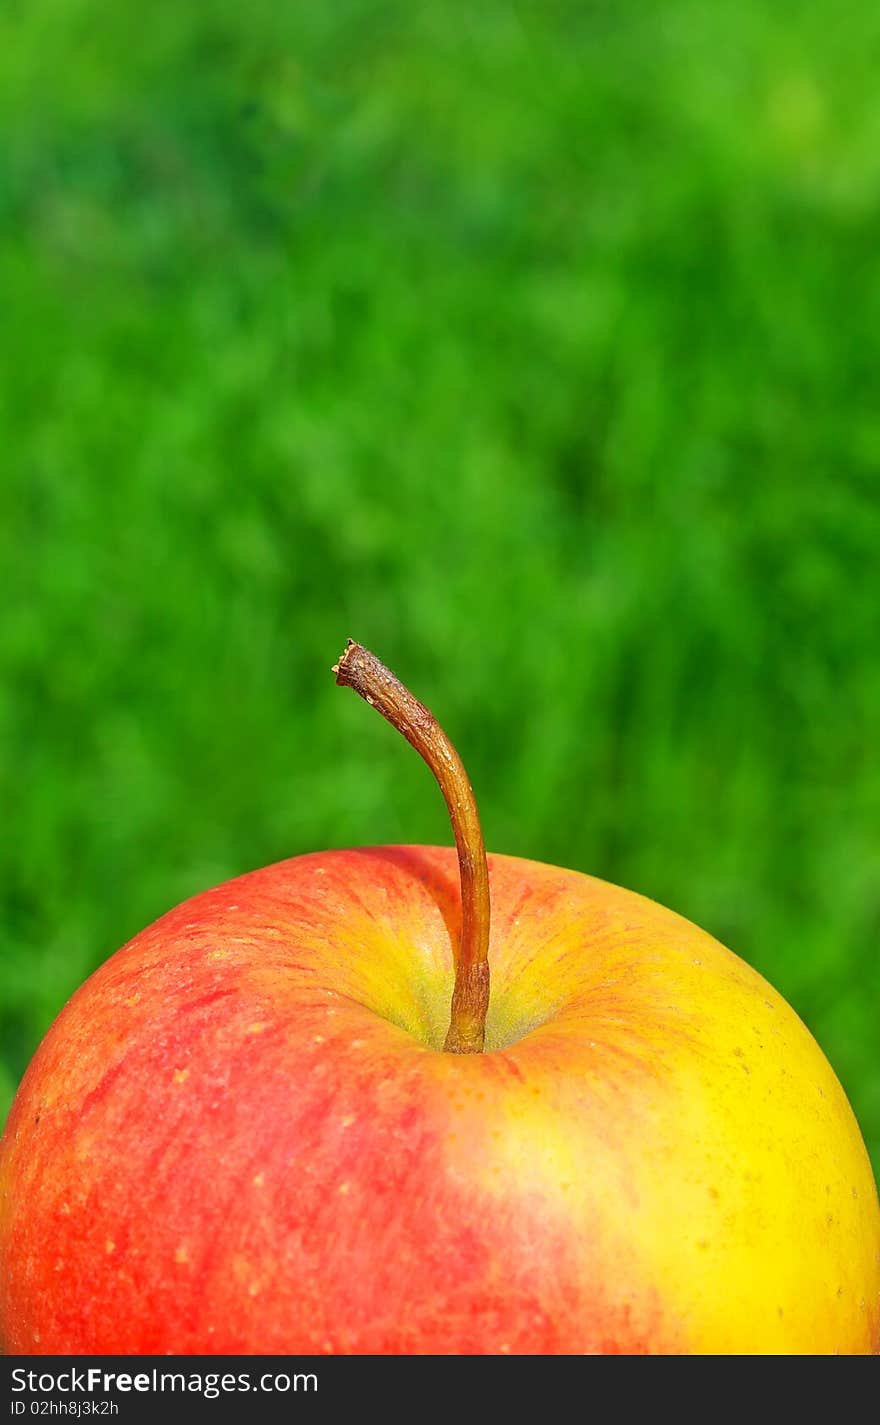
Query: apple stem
xmin=332 ymin=640 xmax=490 ymax=1054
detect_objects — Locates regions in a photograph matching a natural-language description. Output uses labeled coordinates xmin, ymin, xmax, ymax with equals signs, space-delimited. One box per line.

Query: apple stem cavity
xmin=332 ymin=640 xmax=490 ymax=1054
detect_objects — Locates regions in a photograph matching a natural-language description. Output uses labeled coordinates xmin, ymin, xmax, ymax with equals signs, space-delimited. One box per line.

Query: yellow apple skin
xmin=1 ymin=846 xmax=878 ymax=1354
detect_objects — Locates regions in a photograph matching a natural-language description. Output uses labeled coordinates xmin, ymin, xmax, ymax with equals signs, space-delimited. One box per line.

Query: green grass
xmin=2 ymin=1 xmax=879 ymax=1174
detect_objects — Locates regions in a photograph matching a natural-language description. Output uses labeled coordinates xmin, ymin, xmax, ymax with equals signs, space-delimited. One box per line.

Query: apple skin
xmin=1 ymin=845 xmax=878 ymax=1355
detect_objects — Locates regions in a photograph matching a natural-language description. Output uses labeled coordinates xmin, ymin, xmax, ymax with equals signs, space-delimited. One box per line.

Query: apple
xmin=1 ymin=642 xmax=878 ymax=1355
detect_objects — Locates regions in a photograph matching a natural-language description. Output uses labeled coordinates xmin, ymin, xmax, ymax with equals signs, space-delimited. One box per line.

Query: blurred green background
xmin=2 ymin=1 xmax=878 ymax=1173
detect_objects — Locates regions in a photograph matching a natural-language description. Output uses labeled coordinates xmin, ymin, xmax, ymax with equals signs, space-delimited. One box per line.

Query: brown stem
xmin=332 ymin=640 xmax=490 ymax=1053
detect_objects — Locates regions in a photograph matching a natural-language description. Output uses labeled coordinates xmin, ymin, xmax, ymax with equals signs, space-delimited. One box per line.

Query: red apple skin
xmin=1 ymin=846 xmax=878 ymax=1355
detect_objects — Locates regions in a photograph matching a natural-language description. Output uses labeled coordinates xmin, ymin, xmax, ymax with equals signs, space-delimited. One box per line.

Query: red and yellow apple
xmin=1 ymin=645 xmax=878 ymax=1354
